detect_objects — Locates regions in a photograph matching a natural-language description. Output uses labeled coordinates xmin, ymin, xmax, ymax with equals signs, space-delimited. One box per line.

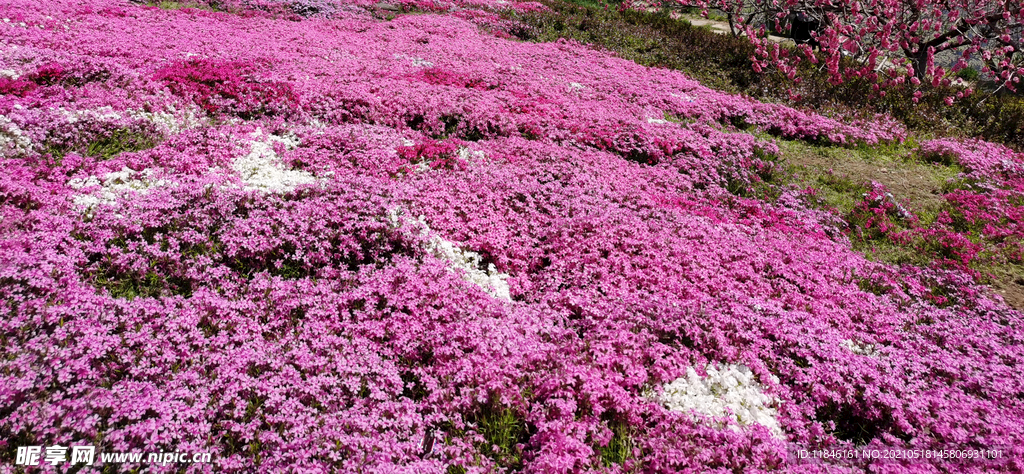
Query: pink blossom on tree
xmin=672 ymin=0 xmax=1024 ymax=92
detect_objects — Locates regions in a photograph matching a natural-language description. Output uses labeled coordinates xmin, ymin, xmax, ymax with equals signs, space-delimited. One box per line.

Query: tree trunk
xmin=909 ymin=50 xmax=929 ymax=81
xmin=727 ymin=13 xmax=739 ymax=37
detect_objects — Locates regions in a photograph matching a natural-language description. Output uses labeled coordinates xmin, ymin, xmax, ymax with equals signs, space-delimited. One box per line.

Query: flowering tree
xmin=684 ymin=0 xmax=1024 ymax=92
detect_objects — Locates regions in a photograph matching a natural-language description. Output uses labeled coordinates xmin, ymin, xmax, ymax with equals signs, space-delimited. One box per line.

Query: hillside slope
xmin=1 ymin=0 xmax=1022 ymax=472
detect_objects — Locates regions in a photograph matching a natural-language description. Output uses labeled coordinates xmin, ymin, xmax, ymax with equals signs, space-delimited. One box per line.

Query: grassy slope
xmin=771 ymin=139 xmax=1024 ymax=308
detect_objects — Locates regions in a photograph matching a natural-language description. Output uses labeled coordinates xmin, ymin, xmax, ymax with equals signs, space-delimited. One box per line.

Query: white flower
xmin=67 ymin=167 xmax=172 ymax=212
xmin=387 ymin=209 xmax=512 ymax=301
xmin=0 ymin=115 xmax=32 ymax=156
xmin=650 ymin=363 xmax=783 ymax=438
xmin=670 ymin=92 xmax=696 ymax=103
xmin=233 ymin=129 xmax=319 ymax=194
xmin=127 ymin=106 xmax=203 ymax=135
xmin=59 ymin=106 xmax=123 ymax=124
xmin=458 ymin=147 xmax=486 ymax=161
xmin=393 ymin=53 xmax=434 ymax=67
xmin=840 ymin=339 xmax=880 ymax=357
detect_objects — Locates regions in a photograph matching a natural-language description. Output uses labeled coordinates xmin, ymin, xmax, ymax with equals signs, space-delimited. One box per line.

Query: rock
xmin=375 ymin=2 xmax=401 ymax=11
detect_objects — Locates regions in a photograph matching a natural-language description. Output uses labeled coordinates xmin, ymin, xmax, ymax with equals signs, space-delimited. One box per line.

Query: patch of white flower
xmin=568 ymin=82 xmax=585 ymax=92
xmin=233 ymin=129 xmax=319 ymax=193
xmin=670 ymin=92 xmax=696 ymax=103
xmin=0 ymin=69 xmax=18 ymax=79
xmin=59 ymin=106 xmax=124 ymax=124
xmin=402 ymin=146 xmax=485 ymax=175
xmin=646 ymin=117 xmax=670 ymax=125
xmin=67 ymin=167 xmax=173 ymax=211
xmin=841 ymin=339 xmax=880 ymax=358
xmin=128 ymin=106 xmax=204 ymax=135
xmin=0 ymin=115 xmax=32 ymax=156
xmin=650 ymin=364 xmax=783 ymax=438
xmin=387 ymin=209 xmax=512 ymax=301
xmin=425 ymin=234 xmax=511 ymax=301
xmin=457 ymin=146 xmax=486 ymax=162
xmin=394 ymin=53 xmax=434 ymax=67
xmin=56 ymin=105 xmax=202 ymax=136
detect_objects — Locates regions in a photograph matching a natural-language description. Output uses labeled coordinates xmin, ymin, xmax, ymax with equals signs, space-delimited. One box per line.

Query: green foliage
xmin=915 ymin=147 xmax=958 ymax=167
xmin=561 ymin=0 xmax=615 ymax=9
xmin=474 ymin=398 xmax=530 ymax=470
xmin=956 ymin=67 xmax=980 ymax=82
xmin=422 ymin=396 xmax=533 ymax=471
xmin=143 ymin=0 xmax=225 ymax=11
xmin=969 ymin=95 xmax=1024 ymax=150
xmin=225 ymin=244 xmax=323 ymax=280
xmin=855 ymin=273 xmax=894 ymax=296
xmin=86 ymin=233 xmax=206 ymax=300
xmin=46 ymin=127 xmax=160 ymax=161
xmin=90 ymin=264 xmax=195 ymax=300
xmin=940 ymin=176 xmax=982 ymax=194
xmin=814 ymin=401 xmax=891 ymax=446
xmin=597 ymin=420 xmax=636 ymax=468
xmin=86 ymin=128 xmax=160 ymax=160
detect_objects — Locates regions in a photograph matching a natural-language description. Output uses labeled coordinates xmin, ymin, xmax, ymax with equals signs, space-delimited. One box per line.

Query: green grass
xmin=438 ymin=394 xmax=532 ymax=472
xmin=734 ymin=136 xmax=1023 ymax=308
xmin=597 ymin=420 xmax=636 ymax=468
xmin=45 ymin=128 xmax=160 ymax=161
xmin=770 ymin=137 xmax=954 ymax=216
xmin=144 ymin=0 xmax=223 ymax=11
xmin=475 ymin=399 xmax=529 ymax=470
xmin=561 ymin=0 xmax=615 ymax=9
xmin=86 ymin=128 xmax=160 ymax=160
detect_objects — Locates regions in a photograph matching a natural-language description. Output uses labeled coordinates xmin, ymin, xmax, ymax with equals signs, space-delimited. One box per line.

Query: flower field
xmin=1 ymin=0 xmax=1023 ymax=472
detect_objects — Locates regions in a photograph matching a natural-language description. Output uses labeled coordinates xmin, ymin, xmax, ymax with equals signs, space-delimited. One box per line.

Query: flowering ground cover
xmin=1 ymin=0 xmax=1023 ymax=472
